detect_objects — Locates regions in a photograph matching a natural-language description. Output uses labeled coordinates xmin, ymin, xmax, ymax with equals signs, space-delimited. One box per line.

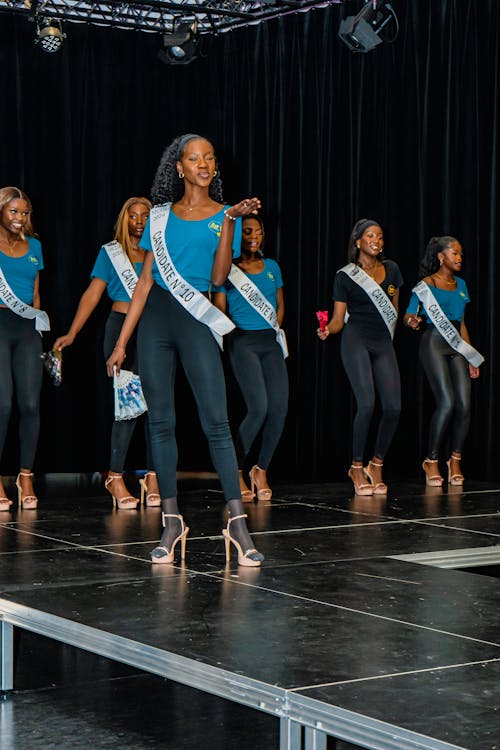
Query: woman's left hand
xmin=469 ymin=364 xmax=480 ymax=379
xmin=226 ymin=197 xmax=261 ymax=218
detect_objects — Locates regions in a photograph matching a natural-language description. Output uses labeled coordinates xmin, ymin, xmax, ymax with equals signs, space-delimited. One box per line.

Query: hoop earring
xmin=178 ymin=171 xmax=184 ymax=179
xmin=212 ymin=170 xmax=218 ymax=178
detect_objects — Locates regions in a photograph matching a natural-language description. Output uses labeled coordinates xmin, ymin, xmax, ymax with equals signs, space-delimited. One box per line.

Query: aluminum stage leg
xmin=304 ymin=727 xmax=327 ymax=750
xmin=280 ymin=718 xmax=302 ymax=749
xmin=0 ymin=620 xmax=14 ymax=691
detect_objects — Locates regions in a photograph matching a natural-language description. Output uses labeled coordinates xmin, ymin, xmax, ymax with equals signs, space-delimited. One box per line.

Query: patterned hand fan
xmin=113 ymin=368 xmax=148 ymax=421
xmin=41 ymin=349 xmax=62 ymax=386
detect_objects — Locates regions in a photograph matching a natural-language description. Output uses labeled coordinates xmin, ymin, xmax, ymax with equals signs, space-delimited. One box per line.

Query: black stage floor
xmin=0 ymin=475 xmax=499 ymax=749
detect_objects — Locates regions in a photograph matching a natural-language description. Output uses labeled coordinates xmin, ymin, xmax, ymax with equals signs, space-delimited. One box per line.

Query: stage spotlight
xmin=158 ymin=21 xmax=199 ymax=65
xmin=338 ymin=1 xmax=397 ymax=53
xmin=35 ymin=17 xmax=65 ymax=53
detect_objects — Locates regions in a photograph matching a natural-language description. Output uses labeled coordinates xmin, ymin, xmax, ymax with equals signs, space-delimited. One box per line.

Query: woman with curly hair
xmin=107 ymin=134 xmax=264 ymax=566
xmin=213 ymin=214 xmax=288 ymax=502
xmin=405 ymin=236 xmax=482 ymax=486
xmin=317 ymin=219 xmax=403 ymax=496
xmin=0 ymin=186 xmax=49 ymax=510
xmin=54 ymin=197 xmax=160 ymax=509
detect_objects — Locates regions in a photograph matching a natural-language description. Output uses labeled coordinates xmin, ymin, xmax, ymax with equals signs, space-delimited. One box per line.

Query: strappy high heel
xmin=249 ymin=465 xmax=272 ymax=501
xmin=150 ymin=513 xmax=189 ymax=564
xmin=422 ymin=459 xmax=444 ymax=487
xmin=363 ymin=460 xmax=388 ymax=495
xmin=104 ymin=474 xmax=139 ymax=510
xmin=238 ymin=470 xmax=255 ymax=502
xmin=348 ymin=465 xmax=373 ymax=496
xmin=446 ymin=455 xmax=464 ymax=486
xmin=0 ymin=479 xmax=12 ymax=512
xmin=222 ymin=514 xmax=264 ymax=567
xmin=139 ymin=472 xmax=161 ymax=506
xmin=15 ymin=472 xmax=38 ymax=509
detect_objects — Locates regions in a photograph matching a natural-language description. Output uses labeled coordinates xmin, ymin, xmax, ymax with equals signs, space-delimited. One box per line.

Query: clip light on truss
xmin=0 ymin=0 xmax=344 ymax=35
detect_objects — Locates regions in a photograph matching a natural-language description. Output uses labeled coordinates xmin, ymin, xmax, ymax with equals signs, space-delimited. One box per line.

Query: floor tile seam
xmin=410 ymin=519 xmax=500 ymax=539
xmin=209 ymin=578 xmax=500 ymax=648
xmin=288 ymin=656 xmax=500 ymax=692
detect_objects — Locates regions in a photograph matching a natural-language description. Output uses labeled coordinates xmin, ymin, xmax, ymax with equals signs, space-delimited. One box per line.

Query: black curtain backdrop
xmin=1 ymin=0 xmax=498 ymax=480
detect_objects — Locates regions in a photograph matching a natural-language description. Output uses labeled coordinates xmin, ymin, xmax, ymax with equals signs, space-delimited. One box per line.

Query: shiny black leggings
xmin=341 ymin=324 xmax=401 ymax=462
xmin=103 ymin=311 xmax=153 ymax=473
xmin=419 ymin=327 xmax=471 ymax=459
xmin=227 ymin=328 xmax=288 ymax=470
xmin=137 ymin=283 xmax=240 ymax=501
xmin=0 ymin=309 xmax=43 ymax=468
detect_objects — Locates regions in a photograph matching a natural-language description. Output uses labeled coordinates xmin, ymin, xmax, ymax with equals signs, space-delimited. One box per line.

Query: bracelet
xmin=224 ymin=209 xmax=237 ymax=221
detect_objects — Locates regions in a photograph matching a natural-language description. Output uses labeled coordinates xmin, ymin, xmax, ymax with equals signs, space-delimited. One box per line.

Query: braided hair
xmin=150 ymin=134 xmax=224 ymax=205
xmin=418 ymin=236 xmax=458 ymax=278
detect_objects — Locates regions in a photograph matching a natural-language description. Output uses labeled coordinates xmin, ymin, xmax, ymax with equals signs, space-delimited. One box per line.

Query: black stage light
xmin=35 ymin=17 xmax=65 ymax=53
xmin=339 ymin=1 xmax=397 ymax=53
xmin=158 ymin=21 xmax=199 ymax=65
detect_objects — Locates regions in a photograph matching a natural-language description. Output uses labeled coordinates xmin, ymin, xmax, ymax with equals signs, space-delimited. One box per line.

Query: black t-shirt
xmin=332 ymin=259 xmax=404 ymax=338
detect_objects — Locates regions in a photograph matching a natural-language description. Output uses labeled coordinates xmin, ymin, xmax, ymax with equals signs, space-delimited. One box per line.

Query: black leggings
xmin=0 ymin=309 xmax=43 ymax=468
xmin=419 ymin=326 xmax=471 ymax=459
xmin=137 ymin=283 xmax=240 ymax=501
xmin=226 ymin=329 xmax=288 ymax=470
xmin=103 ymin=311 xmax=153 ymax=473
xmin=340 ymin=324 xmax=401 ymax=462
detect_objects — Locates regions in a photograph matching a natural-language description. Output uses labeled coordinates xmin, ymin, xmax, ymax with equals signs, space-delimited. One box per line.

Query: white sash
xmin=0 ymin=267 xmax=50 ymax=332
xmin=339 ymin=263 xmax=398 ymax=338
xmin=104 ymin=241 xmax=138 ymax=300
xmin=228 ymin=264 xmax=288 ymax=358
xmin=149 ymin=204 xmax=234 ymax=349
xmin=413 ymin=281 xmax=484 ymax=367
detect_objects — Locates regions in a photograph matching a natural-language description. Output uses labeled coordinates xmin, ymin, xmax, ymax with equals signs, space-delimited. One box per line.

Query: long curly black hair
xmin=150 ymin=134 xmax=224 ymax=205
xmin=418 ymin=236 xmax=459 ymax=278
xmin=347 ymin=218 xmax=384 ymax=264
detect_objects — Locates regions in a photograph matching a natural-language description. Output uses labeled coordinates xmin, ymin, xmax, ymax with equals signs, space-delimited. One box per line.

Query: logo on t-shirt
xmin=208 ymin=220 xmax=222 ymax=237
xmin=267 ymin=272 xmax=275 ymax=281
xmin=28 ymin=255 xmax=39 ymax=265
xmin=387 ymin=284 xmax=396 ymax=296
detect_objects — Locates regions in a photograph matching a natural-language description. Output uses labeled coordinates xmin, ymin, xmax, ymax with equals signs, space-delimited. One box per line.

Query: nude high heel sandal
xmin=150 ymin=513 xmax=189 ymax=564
xmin=363 ymin=460 xmax=388 ymax=495
xmin=222 ymin=513 xmax=264 ymax=567
xmin=16 ymin=472 xmax=38 ymax=509
xmin=104 ymin=474 xmax=139 ymax=510
xmin=238 ymin=470 xmax=255 ymax=502
xmin=249 ymin=465 xmax=272 ymax=501
xmin=139 ymin=472 xmax=161 ymax=506
xmin=446 ymin=454 xmax=464 ymax=486
xmin=422 ymin=459 xmax=444 ymax=487
xmin=0 ymin=477 xmax=12 ymax=511
xmin=348 ymin=465 xmax=373 ymax=496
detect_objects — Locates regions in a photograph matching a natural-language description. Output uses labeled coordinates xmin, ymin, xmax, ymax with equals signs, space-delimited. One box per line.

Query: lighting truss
xmin=0 ymin=0 xmax=344 ymax=35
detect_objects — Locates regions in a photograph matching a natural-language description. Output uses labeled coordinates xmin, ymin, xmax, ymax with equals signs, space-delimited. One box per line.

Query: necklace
xmin=434 ymin=273 xmax=456 ymax=286
xmin=0 ymin=237 xmax=18 ymax=255
xmin=361 ymin=262 xmax=379 ymax=279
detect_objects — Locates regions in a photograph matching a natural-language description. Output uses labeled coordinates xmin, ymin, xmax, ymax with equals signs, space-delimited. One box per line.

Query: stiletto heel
xmin=363 ymin=460 xmax=388 ymax=495
xmin=422 ymin=459 xmax=444 ymax=487
xmin=0 ymin=478 xmax=12 ymax=511
xmin=15 ymin=472 xmax=38 ymax=509
xmin=348 ymin=465 xmax=373 ymax=496
xmin=249 ymin=465 xmax=272 ymax=501
xmin=150 ymin=513 xmax=189 ymax=564
xmin=238 ymin=470 xmax=255 ymax=502
xmin=447 ymin=455 xmax=464 ymax=485
xmin=139 ymin=472 xmax=161 ymax=506
xmin=222 ymin=513 xmax=264 ymax=567
xmin=105 ymin=474 xmax=139 ymax=510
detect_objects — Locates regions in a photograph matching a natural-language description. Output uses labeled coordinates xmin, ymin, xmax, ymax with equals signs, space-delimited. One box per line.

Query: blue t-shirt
xmin=406 ymin=277 xmax=469 ymax=323
xmin=140 ymin=206 xmax=242 ymax=292
xmin=91 ymin=246 xmax=143 ymax=302
xmin=0 ymin=236 xmax=44 ymax=305
xmin=216 ymin=258 xmax=283 ymax=330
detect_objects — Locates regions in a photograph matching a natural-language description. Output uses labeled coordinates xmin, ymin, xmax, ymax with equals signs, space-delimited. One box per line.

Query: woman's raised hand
xmin=226 ymin=197 xmax=261 ymax=218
